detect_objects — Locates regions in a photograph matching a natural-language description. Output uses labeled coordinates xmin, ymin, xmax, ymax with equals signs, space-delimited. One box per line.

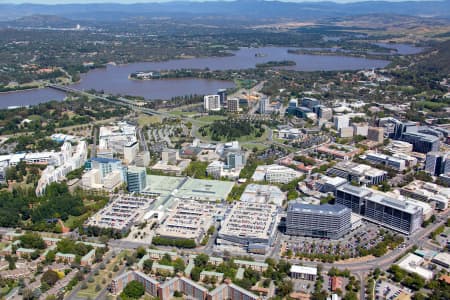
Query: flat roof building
xmin=327 ymin=161 xmax=387 ymax=186
xmin=240 ymin=184 xmax=286 ymax=206
xmin=286 ymin=203 xmax=351 ymax=239
xmin=290 ymin=265 xmax=318 ymax=281
xmin=364 ymin=193 xmax=423 ymax=235
xmin=397 ymin=253 xmax=433 ymax=280
xmin=217 ymin=202 xmax=278 ymax=253
xmin=156 ymin=200 xmax=218 ymax=243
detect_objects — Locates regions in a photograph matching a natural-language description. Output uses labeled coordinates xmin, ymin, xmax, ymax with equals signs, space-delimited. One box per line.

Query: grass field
xmin=195 ymin=115 xmax=228 ymax=123
xmin=138 ymin=114 xmax=161 ymax=126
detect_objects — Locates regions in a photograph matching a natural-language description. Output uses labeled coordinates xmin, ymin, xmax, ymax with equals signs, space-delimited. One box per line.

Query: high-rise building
xmin=334 ymin=115 xmax=349 ymax=130
xmin=335 ymin=184 xmax=425 ymax=235
xmin=301 ymin=97 xmax=320 ymax=109
xmin=425 ymin=152 xmax=446 ymax=176
xmin=367 ymin=127 xmax=384 ymax=143
xmin=259 ymin=97 xmax=270 ymax=114
xmin=217 ymin=89 xmax=227 ymax=106
xmin=227 ymin=152 xmax=245 ymax=169
xmin=227 ymin=98 xmax=240 ymax=113
xmin=124 ymin=141 xmax=139 ymax=164
xmin=127 ymin=166 xmax=147 ymax=193
xmin=90 ymin=157 xmax=122 ymax=179
xmin=203 ymin=95 xmax=221 ymax=111
xmin=401 ymin=131 xmax=440 ymax=154
xmin=286 ymin=203 xmax=352 ymax=239
xmin=352 ymin=123 xmax=369 ymax=137
xmin=162 ymin=149 xmax=179 ymax=165
xmin=317 ymin=106 xmax=333 ymax=120
xmin=364 ymin=193 xmax=423 ymax=235
xmin=335 ymin=184 xmax=372 ymax=215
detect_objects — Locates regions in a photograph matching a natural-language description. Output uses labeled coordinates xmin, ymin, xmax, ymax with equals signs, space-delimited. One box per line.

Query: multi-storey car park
xmin=155 ymin=199 xmax=220 ymax=243
xmin=217 ymin=202 xmax=278 ymax=254
xmin=85 ymin=194 xmax=154 ymax=233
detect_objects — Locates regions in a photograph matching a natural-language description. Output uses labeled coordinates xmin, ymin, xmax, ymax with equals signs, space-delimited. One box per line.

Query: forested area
xmin=0 ymin=182 xmax=100 ymax=232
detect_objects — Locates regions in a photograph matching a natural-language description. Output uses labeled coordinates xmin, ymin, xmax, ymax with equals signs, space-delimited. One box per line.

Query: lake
xmin=0 ymin=46 xmax=412 ymax=108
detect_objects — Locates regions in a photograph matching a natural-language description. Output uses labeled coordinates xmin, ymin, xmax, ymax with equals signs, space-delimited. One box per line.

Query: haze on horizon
xmin=0 ymin=0 xmax=440 ymax=4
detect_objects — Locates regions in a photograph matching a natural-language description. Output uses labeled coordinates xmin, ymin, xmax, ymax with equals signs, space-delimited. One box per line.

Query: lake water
xmin=0 ymin=45 xmax=413 ymax=108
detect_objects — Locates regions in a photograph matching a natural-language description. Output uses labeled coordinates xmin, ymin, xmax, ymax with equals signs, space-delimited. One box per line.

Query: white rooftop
xmin=290 ymin=265 xmax=317 ymax=276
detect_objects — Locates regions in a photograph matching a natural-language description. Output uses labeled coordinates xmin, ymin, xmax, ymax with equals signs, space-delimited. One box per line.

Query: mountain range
xmin=0 ymin=0 xmax=449 ymax=22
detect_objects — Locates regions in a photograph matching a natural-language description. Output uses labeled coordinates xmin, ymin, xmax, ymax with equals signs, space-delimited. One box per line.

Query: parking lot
xmin=283 ymin=222 xmax=397 ymax=260
xmin=375 ymin=280 xmax=412 ymax=300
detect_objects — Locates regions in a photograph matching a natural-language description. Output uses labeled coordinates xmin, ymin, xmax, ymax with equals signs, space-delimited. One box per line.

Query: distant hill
xmin=416 ymin=40 xmax=450 ymax=75
xmin=0 ymin=0 xmax=449 ymax=22
xmin=4 ymin=14 xmax=79 ymax=28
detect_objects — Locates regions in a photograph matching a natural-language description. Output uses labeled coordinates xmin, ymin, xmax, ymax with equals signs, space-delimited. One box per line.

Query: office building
xmin=135 ymin=151 xmax=150 ymax=167
xmin=363 ymin=151 xmax=406 ymax=171
xmin=353 ymin=123 xmax=369 ymax=137
xmin=127 ymin=166 xmax=147 ymax=193
xmin=334 ymin=115 xmax=349 ymax=130
xmin=259 ymin=97 xmax=270 ymax=114
xmin=425 ymin=152 xmax=447 ymax=176
xmin=286 ymin=203 xmax=352 ymax=239
xmin=217 ymin=89 xmax=227 ymax=106
xmin=317 ymin=143 xmax=360 ymax=160
xmin=124 ymin=140 xmax=139 ymax=164
xmin=162 ymin=149 xmax=179 ymax=165
xmin=98 ymin=122 xmax=137 ymax=155
xmin=339 ymin=127 xmax=354 ymax=138
xmin=326 ymin=161 xmax=387 ymax=186
xmin=401 ymin=131 xmax=440 ymax=153
xmin=290 ymin=265 xmax=317 ymax=281
xmin=251 ymin=164 xmax=302 ymax=184
xmin=336 ymin=184 xmax=424 ymax=234
xmin=204 ymin=95 xmax=221 ymax=111
xmin=227 ymin=152 xmax=245 ymax=169
xmin=364 ymin=193 xmax=423 ymax=235
xmin=400 ymin=180 xmax=449 ymax=210
xmin=90 ymin=157 xmax=122 ymax=179
xmin=335 ymin=184 xmax=372 ymax=215
xmin=386 ymin=141 xmax=413 ymax=153
xmin=318 ymin=106 xmax=333 ymax=121
xmin=301 ymin=97 xmax=320 ymax=109
xmin=240 ymin=184 xmax=286 ymax=206
xmin=397 ymin=254 xmax=434 ymax=280
xmin=378 ymin=117 xmax=407 ymax=139
xmin=227 ymin=98 xmax=240 ymax=113
xmin=367 ymin=127 xmax=384 ymax=143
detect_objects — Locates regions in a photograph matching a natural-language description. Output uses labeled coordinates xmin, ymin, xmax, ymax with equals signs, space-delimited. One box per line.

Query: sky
xmin=0 ymin=0 xmax=432 ymax=4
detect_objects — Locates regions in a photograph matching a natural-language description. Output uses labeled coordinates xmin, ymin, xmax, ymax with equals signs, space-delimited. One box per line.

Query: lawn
xmin=195 ymin=115 xmax=228 ymax=123
xmin=138 ymin=114 xmax=161 ymax=127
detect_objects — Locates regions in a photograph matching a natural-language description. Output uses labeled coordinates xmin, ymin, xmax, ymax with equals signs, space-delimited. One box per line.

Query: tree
xmin=19 ymin=232 xmax=46 ymax=249
xmin=41 ymin=270 xmax=59 ymax=287
xmin=143 ymin=259 xmax=153 ymax=273
xmin=173 ymin=258 xmax=186 ymax=273
xmin=343 ymin=291 xmax=358 ymax=300
xmin=122 ymin=280 xmax=145 ymax=299
xmin=277 ymin=280 xmax=293 ymax=297
xmin=136 ymin=246 xmax=146 ymax=259
xmin=194 ymin=253 xmax=209 ymax=268
xmin=191 ymin=267 xmax=202 ymax=281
